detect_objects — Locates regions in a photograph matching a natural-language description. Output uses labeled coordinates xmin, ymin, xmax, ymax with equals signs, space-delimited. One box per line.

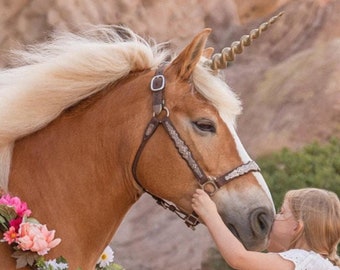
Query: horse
xmin=0 ymin=13 xmax=282 ymax=269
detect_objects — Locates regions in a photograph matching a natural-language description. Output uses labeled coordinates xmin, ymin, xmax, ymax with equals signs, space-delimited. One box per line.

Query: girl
xmin=192 ymin=188 xmax=340 ymax=270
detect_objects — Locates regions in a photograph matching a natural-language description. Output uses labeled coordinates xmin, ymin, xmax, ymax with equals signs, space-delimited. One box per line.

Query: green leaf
xmin=0 ymin=204 xmax=17 ymax=222
xmin=25 ymin=217 xmax=40 ymax=224
xmin=12 ymin=250 xmax=39 ymax=268
xmin=34 ymin=256 xmax=47 ymax=268
xmin=103 ymin=263 xmax=125 ymax=270
xmin=56 ymin=256 xmax=68 ymax=263
xmin=112 ymin=263 xmax=125 ymax=270
xmin=0 ymin=215 xmax=8 ymax=230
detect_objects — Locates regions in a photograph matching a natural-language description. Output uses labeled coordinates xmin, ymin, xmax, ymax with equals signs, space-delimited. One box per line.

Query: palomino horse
xmin=0 ymin=14 xmax=282 ymax=269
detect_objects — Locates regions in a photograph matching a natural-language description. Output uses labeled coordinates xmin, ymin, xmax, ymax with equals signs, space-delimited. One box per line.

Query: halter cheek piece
xmin=132 ymin=64 xmax=261 ymax=229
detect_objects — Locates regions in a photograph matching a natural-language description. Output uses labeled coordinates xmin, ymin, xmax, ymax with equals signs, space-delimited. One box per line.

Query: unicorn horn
xmin=209 ymin=12 xmax=284 ymax=70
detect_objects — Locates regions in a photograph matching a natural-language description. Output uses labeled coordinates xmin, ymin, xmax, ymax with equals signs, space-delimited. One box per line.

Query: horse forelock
xmin=0 ymin=25 xmax=170 ymax=190
xmin=192 ymin=61 xmax=242 ymax=127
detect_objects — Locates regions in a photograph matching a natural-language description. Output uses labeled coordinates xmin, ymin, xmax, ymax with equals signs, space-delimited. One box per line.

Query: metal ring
xmin=150 ymin=74 xmax=166 ymax=91
xmin=152 ymin=106 xmax=170 ymax=118
xmin=201 ymin=177 xmax=219 ymax=196
xmin=163 ymin=106 xmax=170 ymax=117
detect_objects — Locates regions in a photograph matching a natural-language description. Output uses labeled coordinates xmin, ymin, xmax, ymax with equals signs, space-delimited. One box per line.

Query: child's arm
xmin=192 ymin=189 xmax=294 ymax=270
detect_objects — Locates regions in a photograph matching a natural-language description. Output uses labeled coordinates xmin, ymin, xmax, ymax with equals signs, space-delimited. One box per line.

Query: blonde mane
xmin=0 ymin=25 xmax=241 ymax=190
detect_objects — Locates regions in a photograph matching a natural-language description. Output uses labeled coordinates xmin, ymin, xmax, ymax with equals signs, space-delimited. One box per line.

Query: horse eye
xmin=193 ymin=119 xmax=216 ymax=133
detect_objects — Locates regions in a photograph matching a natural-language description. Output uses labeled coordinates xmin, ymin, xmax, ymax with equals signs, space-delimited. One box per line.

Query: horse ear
xmin=170 ymin=28 xmax=212 ymax=80
xmin=203 ymin=47 xmax=214 ymax=58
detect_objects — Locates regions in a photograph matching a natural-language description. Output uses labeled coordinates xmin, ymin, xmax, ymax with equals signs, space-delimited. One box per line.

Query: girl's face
xmin=267 ymin=199 xmax=299 ymax=252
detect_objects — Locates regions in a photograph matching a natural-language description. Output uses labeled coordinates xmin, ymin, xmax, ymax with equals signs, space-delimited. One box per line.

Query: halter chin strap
xmin=132 ymin=65 xmax=261 ymax=229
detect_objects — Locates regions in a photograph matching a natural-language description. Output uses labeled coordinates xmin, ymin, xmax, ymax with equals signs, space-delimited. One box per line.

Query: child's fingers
xmin=195 ymin=188 xmax=205 ymax=195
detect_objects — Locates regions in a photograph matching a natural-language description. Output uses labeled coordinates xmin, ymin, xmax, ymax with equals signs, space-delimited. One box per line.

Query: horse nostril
xmin=227 ymin=223 xmax=240 ymax=240
xmin=249 ymin=208 xmax=273 ymax=237
xmin=258 ymin=213 xmax=268 ymax=231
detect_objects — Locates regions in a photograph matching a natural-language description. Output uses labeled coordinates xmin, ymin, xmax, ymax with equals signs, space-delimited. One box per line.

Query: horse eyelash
xmin=192 ymin=120 xmax=216 ymax=133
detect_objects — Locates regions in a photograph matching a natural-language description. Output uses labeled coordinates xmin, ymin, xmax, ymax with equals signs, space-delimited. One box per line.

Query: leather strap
xmin=215 ymin=160 xmax=260 ymax=188
xmin=161 ymin=118 xmax=208 ymax=185
xmin=150 ymin=64 xmax=166 ymax=115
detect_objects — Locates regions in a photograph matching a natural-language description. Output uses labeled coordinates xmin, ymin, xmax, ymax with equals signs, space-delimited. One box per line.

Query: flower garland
xmin=0 ymin=194 xmax=124 ymax=270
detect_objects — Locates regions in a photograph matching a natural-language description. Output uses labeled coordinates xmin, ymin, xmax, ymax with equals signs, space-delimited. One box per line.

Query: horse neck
xmin=7 ymin=70 xmax=152 ymax=268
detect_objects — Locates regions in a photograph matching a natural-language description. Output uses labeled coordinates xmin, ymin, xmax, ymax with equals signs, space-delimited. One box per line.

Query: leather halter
xmin=132 ymin=65 xmax=261 ymax=229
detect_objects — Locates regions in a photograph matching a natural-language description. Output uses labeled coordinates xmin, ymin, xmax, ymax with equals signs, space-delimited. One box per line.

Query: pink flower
xmin=0 ymin=194 xmax=32 ymax=217
xmin=3 ymin=226 xmax=17 ymax=244
xmin=9 ymin=217 xmax=23 ymax=232
xmin=16 ymin=222 xmax=61 ymax=255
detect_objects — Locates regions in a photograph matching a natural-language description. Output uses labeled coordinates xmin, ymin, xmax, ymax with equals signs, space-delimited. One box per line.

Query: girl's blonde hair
xmin=286 ymin=188 xmax=340 ymax=266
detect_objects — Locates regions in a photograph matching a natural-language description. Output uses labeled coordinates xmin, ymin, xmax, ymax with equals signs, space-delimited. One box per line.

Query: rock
xmin=233 ymin=0 xmax=290 ymax=24
xmin=236 ymin=38 xmax=340 ymax=157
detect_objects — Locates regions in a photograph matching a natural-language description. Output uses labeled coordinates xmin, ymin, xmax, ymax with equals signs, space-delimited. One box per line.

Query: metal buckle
xmin=184 ymin=213 xmax=200 ymax=230
xmin=201 ymin=177 xmax=219 ymax=196
xmin=150 ymin=74 xmax=165 ymax=91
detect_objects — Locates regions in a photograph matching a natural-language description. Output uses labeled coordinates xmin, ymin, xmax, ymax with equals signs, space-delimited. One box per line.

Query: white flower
xmin=97 ymin=246 xmax=114 ymax=268
xmin=45 ymin=259 xmax=68 ymax=270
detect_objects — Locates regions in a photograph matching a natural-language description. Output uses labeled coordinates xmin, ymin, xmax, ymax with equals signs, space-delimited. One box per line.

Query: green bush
xmin=201 ymin=137 xmax=340 ymax=270
xmin=258 ymin=137 xmax=340 ymax=208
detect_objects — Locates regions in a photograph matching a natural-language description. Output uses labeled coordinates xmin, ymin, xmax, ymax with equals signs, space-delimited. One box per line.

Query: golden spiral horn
xmin=209 ymin=12 xmax=284 ymax=70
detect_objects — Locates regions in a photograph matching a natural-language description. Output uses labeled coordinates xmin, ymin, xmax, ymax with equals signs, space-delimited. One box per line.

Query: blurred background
xmin=1 ymin=0 xmax=339 ymax=269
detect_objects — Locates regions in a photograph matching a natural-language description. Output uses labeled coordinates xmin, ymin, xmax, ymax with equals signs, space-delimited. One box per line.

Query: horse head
xmin=133 ymin=13 xmax=283 ymax=251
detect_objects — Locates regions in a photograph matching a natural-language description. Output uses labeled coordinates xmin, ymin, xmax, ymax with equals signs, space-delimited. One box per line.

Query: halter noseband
xmin=132 ymin=65 xmax=261 ymax=229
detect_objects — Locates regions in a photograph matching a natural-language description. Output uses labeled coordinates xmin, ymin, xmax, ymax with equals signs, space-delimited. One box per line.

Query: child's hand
xmin=192 ymin=189 xmax=218 ymax=221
